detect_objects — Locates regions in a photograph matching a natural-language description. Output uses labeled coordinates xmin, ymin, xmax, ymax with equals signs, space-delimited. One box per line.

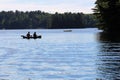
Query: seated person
xmin=26 ymin=32 xmax=30 ymax=39
xmin=33 ymin=32 xmax=37 ymax=38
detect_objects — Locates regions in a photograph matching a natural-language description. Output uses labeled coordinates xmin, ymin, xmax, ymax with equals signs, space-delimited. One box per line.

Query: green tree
xmin=94 ymin=0 xmax=120 ymax=33
xmin=0 ymin=10 xmax=96 ymax=29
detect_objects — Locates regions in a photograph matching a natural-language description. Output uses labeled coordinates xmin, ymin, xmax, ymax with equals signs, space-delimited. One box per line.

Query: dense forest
xmin=0 ymin=10 xmax=96 ymax=29
xmin=93 ymin=0 xmax=120 ymax=33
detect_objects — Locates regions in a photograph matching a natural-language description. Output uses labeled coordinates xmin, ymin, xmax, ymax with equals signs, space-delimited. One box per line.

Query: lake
xmin=0 ymin=28 xmax=120 ymax=80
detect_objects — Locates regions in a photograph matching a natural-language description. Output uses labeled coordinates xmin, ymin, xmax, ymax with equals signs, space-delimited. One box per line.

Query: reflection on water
xmin=97 ymin=32 xmax=120 ymax=80
xmin=98 ymin=32 xmax=120 ymax=43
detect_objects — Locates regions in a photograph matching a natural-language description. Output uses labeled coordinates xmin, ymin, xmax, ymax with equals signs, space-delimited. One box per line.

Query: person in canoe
xmin=21 ymin=32 xmax=41 ymax=39
xmin=33 ymin=32 xmax=37 ymax=39
xmin=26 ymin=32 xmax=30 ymax=39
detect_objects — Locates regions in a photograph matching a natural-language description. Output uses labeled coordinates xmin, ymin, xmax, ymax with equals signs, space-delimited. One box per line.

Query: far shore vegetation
xmin=0 ymin=10 xmax=96 ymax=29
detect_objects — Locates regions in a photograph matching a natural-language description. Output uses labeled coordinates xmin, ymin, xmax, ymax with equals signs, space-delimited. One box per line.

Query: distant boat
xmin=64 ymin=29 xmax=72 ymax=32
xmin=21 ymin=35 xmax=42 ymax=39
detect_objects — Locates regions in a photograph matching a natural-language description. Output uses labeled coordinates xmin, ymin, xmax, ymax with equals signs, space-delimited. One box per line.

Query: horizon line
xmin=0 ymin=9 xmax=94 ymax=14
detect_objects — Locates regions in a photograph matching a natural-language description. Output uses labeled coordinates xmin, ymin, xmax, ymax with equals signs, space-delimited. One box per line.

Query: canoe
xmin=21 ymin=35 xmax=42 ymax=39
xmin=64 ymin=30 xmax=72 ymax=32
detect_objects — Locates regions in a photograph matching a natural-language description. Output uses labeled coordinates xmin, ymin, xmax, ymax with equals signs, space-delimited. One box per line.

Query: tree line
xmin=0 ymin=10 xmax=96 ymax=29
xmin=93 ymin=0 xmax=120 ymax=33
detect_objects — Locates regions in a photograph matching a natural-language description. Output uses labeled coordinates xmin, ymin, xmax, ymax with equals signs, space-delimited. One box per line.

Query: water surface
xmin=0 ymin=28 xmax=119 ymax=80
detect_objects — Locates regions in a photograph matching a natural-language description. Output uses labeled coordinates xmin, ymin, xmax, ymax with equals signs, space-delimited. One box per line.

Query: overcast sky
xmin=0 ymin=0 xmax=96 ymax=13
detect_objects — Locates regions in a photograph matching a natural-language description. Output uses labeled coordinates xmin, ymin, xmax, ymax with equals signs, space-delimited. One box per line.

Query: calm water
xmin=0 ymin=28 xmax=119 ymax=80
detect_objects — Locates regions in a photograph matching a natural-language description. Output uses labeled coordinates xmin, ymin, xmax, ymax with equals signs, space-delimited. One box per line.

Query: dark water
xmin=97 ymin=33 xmax=120 ymax=80
xmin=0 ymin=28 xmax=120 ymax=80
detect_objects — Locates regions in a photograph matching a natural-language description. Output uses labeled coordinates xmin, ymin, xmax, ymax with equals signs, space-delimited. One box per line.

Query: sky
xmin=0 ymin=0 xmax=96 ymax=13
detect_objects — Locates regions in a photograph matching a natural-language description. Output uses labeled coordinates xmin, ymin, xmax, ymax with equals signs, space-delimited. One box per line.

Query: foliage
xmin=93 ymin=0 xmax=120 ymax=32
xmin=0 ymin=10 xmax=96 ymax=29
